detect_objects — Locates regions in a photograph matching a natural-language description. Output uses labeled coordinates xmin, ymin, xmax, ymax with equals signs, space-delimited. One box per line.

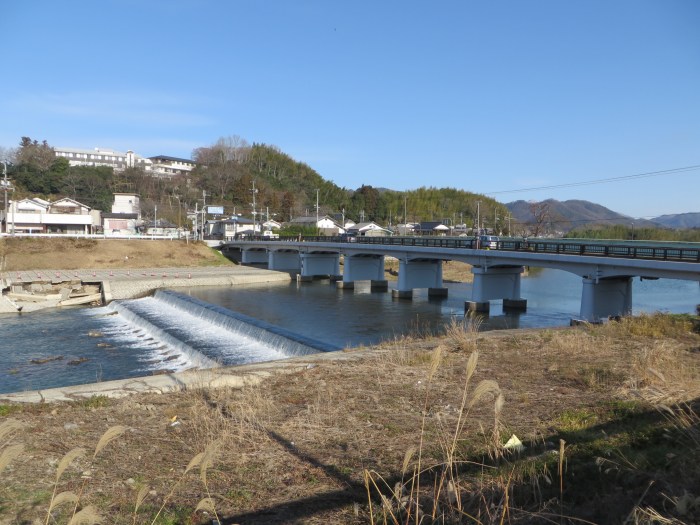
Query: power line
xmin=485 ymin=165 xmax=700 ymax=196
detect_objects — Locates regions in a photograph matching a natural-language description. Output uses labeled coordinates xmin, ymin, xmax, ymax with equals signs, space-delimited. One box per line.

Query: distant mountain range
xmin=505 ymin=199 xmax=700 ymax=232
xmin=651 ymin=212 xmax=700 ymax=229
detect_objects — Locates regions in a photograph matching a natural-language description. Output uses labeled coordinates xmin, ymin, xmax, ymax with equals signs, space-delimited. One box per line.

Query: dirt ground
xmin=1 ymin=316 xmax=699 ymax=524
xmin=0 ymin=237 xmax=232 ymax=271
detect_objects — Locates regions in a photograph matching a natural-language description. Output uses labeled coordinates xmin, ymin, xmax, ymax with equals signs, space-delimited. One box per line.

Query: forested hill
xmin=6 ymin=137 xmax=508 ymax=228
xmin=195 ymin=142 xmax=508 ymax=226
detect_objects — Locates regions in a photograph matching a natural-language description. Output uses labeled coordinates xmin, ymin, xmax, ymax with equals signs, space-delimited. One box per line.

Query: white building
xmin=54 ymin=147 xmax=153 ymax=172
xmin=148 ymin=155 xmax=197 ymax=179
xmin=289 ymin=215 xmax=345 ymax=235
xmin=207 ymin=217 xmax=256 ymax=240
xmin=5 ymin=197 xmax=98 ymax=234
xmin=102 ymin=194 xmax=141 ymax=236
xmin=346 ymin=221 xmax=393 ymax=237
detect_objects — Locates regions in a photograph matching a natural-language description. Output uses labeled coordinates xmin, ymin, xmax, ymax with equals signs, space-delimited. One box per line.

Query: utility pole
xmin=2 ymin=162 xmax=14 ymax=234
xmin=201 ymin=190 xmax=207 ymax=239
xmin=315 ymin=188 xmax=320 ymax=231
xmin=2 ymin=162 xmax=7 ymax=233
xmin=404 ymin=195 xmax=407 ymax=226
xmin=476 ymin=200 xmax=481 ymax=236
xmin=194 ymin=202 xmax=199 ymax=240
xmin=250 ymin=180 xmax=258 ymax=235
xmin=154 ymin=205 xmax=157 ymax=237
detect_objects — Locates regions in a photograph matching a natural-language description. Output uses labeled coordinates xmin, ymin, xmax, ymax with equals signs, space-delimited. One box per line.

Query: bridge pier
xmin=466 ymin=266 xmax=526 ymax=313
xmin=579 ymin=276 xmax=632 ymax=323
xmin=299 ymin=253 xmax=341 ymax=281
xmin=268 ymin=251 xmax=301 ymax=272
xmin=241 ymin=249 xmax=269 ymax=265
xmin=339 ymin=255 xmax=387 ymax=291
xmin=391 ymin=259 xmax=447 ymax=300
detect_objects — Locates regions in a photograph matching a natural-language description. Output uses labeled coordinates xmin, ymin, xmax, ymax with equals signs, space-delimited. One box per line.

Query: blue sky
xmin=1 ymin=0 xmax=698 ymax=218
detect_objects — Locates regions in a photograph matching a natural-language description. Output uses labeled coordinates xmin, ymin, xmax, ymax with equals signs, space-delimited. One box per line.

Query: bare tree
xmin=193 ymin=135 xmax=251 ymax=169
xmin=528 ymin=200 xmax=551 ymax=237
xmin=216 ymin=135 xmax=251 ymax=163
xmin=0 ymin=146 xmax=17 ymax=164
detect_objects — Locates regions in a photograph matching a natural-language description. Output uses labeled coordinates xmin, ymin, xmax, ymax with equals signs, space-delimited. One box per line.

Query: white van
xmin=479 ymin=235 xmax=499 ymax=249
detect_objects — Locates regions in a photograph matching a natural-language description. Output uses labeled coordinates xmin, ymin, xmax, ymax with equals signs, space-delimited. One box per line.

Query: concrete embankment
xmin=0 ymin=264 xmax=308 ymax=402
xmin=0 ymin=265 xmax=292 ymax=313
xmin=0 ymin=347 xmax=368 ymax=403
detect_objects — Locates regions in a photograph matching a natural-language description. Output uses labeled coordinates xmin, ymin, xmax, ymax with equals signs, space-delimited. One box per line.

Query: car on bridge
xmin=479 ymin=235 xmax=499 ymax=249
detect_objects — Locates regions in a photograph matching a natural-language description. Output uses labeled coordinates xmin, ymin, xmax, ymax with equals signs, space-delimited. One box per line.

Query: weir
xmin=110 ymin=291 xmax=338 ymax=373
xmin=148 ymin=291 xmax=339 ymax=356
xmin=110 ymin=300 xmax=220 ymax=370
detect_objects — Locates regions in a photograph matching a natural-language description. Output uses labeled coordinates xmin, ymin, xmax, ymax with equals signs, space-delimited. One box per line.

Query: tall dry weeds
xmin=365 ymin=336 xmax=511 ymax=524
xmin=0 ymin=419 xmax=25 ymax=476
xmin=44 ymin=425 xmax=128 ymax=525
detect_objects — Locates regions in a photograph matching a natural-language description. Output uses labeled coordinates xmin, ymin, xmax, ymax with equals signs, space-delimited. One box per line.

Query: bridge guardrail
xmin=277 ymin=236 xmax=700 ymax=263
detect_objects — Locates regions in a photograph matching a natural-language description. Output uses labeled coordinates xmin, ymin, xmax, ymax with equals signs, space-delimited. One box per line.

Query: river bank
xmin=1 ymin=315 xmax=699 ymax=524
xmin=0 ymin=265 xmax=292 ymax=314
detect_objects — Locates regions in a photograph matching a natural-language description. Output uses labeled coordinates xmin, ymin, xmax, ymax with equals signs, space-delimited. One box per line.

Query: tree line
xmin=1 ymin=135 xmax=511 ymax=233
xmin=565 ymin=224 xmax=700 ymax=242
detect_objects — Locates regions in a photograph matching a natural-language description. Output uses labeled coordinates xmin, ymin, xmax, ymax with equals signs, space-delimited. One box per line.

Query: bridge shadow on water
xmin=204 ymin=391 xmax=699 ymax=524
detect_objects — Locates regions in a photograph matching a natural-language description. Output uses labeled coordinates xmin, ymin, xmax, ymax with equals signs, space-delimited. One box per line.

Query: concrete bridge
xmin=221 ymin=237 xmax=700 ymax=323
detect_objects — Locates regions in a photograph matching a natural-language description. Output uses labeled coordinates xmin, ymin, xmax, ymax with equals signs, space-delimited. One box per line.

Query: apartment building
xmin=148 ymin=155 xmax=197 ymax=179
xmin=54 ymin=147 xmax=153 ymax=172
xmin=53 ymin=147 xmax=198 ymax=180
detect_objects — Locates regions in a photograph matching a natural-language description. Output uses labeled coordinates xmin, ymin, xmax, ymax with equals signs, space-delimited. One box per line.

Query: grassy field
xmin=1 ymin=315 xmax=699 ymax=524
xmin=0 ymin=237 xmax=233 ymax=271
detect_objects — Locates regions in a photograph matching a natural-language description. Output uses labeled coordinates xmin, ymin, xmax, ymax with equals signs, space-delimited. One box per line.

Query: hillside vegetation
xmin=6 ymin=136 xmax=507 ymax=231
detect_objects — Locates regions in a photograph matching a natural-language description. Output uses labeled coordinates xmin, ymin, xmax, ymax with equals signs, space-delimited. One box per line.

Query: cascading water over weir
xmin=109 ymin=290 xmax=339 ymax=371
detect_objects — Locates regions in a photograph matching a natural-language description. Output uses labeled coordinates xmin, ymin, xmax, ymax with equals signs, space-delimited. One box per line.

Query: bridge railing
xmin=289 ymin=236 xmax=700 ymax=263
xmin=495 ymin=239 xmax=700 ymax=262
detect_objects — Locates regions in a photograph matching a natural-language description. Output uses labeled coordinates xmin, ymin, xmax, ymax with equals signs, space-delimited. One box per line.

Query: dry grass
xmin=0 ymin=316 xmax=698 ymax=524
xmin=0 ymin=237 xmax=232 ymax=271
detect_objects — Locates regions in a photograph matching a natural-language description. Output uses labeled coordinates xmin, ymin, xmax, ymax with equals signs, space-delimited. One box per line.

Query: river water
xmin=1 ymin=269 xmax=698 ymax=394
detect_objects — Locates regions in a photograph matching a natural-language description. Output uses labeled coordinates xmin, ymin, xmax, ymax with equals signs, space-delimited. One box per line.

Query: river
xmin=1 ymin=268 xmax=697 ymax=394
